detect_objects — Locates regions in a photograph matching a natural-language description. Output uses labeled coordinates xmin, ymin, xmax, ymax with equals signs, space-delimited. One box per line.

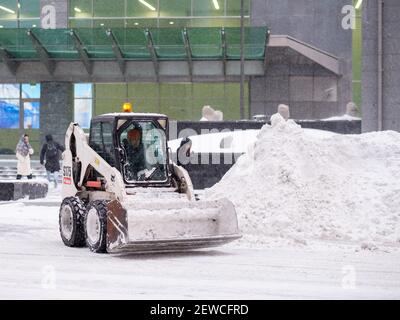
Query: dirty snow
xmin=206 ymin=114 xmax=400 ymax=251
xmin=0 ymin=195 xmax=399 ymax=299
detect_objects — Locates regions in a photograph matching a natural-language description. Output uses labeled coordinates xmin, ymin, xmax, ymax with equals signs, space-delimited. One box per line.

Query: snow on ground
xmin=1 ymin=120 xmax=400 ymax=299
xmin=0 ymin=197 xmax=399 ymax=299
xmin=206 ymin=114 xmax=400 ymax=251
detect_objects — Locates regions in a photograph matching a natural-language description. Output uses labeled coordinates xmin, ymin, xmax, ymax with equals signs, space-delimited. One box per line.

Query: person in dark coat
xmin=40 ymin=134 xmax=65 ymax=188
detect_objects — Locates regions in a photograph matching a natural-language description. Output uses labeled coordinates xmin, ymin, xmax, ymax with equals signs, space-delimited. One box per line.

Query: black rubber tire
xmin=85 ymin=200 xmax=108 ymax=253
xmin=59 ymin=197 xmax=87 ymax=247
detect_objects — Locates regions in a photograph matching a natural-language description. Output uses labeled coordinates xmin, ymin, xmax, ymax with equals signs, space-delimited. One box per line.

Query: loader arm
xmin=63 ymin=122 xmax=126 ymax=202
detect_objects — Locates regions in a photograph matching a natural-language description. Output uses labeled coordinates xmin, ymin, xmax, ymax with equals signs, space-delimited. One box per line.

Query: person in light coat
xmin=15 ymin=134 xmax=34 ymax=180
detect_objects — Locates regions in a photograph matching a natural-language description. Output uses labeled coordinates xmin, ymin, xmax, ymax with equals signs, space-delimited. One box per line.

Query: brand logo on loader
xmin=63 ymin=166 xmax=72 ymax=185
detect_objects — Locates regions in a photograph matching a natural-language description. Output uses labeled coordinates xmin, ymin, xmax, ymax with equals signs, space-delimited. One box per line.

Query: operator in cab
xmin=123 ymin=127 xmax=146 ymax=180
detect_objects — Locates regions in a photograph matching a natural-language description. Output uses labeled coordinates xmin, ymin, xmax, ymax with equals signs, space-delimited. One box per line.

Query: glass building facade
xmin=67 ymin=0 xmax=252 ymax=126
xmin=0 ymin=0 xmax=362 ymax=152
xmin=69 ymin=0 xmax=250 ymax=28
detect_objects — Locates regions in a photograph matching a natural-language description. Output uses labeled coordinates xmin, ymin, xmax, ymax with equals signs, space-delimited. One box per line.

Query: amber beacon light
xmin=122 ymin=102 xmax=133 ymax=112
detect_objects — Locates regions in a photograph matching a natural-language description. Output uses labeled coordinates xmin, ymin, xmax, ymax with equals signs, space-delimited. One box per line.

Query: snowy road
xmin=0 ymin=196 xmax=399 ymax=300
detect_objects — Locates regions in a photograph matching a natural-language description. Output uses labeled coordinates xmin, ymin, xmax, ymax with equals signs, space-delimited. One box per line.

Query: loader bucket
xmin=106 ymin=198 xmax=241 ymax=253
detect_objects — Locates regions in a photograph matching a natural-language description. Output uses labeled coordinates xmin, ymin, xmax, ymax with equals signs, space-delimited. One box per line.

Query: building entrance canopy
xmin=0 ymin=27 xmax=269 ymax=81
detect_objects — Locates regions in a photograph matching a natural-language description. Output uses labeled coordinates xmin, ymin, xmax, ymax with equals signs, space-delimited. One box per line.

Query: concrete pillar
xmin=361 ymin=0 xmax=379 ymax=132
xmin=40 ymin=82 xmax=73 ymax=146
xmin=362 ymin=0 xmax=400 ymax=132
xmin=39 ymin=1 xmax=71 ymax=145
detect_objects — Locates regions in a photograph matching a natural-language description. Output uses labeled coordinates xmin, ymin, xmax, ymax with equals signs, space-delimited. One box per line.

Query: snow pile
xmin=207 ymin=114 xmax=400 ymax=249
xmin=169 ymin=130 xmax=259 ymax=153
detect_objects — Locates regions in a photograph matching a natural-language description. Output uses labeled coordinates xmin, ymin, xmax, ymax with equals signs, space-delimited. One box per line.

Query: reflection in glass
xmin=69 ymin=0 xmax=92 ymax=18
xmin=93 ymin=19 xmax=125 ymax=28
xmin=0 ymin=19 xmax=17 ymax=27
xmin=193 ymin=0 xmax=225 ymax=17
xmin=159 ymin=0 xmax=190 ymax=17
xmin=0 ymin=84 xmax=20 ymax=98
xmin=0 ymin=99 xmax=19 ymax=128
xmin=226 ymin=0 xmax=250 ymax=16
xmin=18 ymin=18 xmax=40 ymax=28
xmin=94 ymin=0 xmax=124 ymax=17
xmin=22 ymin=83 xmax=41 ymax=99
xmin=24 ymin=101 xmax=40 ymax=129
xmin=74 ymin=83 xmax=92 ymax=99
xmin=19 ymin=0 xmax=40 ymax=18
xmin=74 ymin=98 xmax=92 ymax=129
xmin=0 ymin=0 xmax=17 ymax=19
xmin=127 ymin=0 xmax=158 ymax=18
xmin=125 ymin=18 xmax=157 ymax=28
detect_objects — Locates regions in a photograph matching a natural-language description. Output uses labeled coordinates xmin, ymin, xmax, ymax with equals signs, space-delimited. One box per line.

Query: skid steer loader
xmin=59 ymin=111 xmax=240 ymax=253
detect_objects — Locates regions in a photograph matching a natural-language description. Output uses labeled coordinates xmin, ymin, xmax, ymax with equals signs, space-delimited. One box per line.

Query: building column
xmin=40 ymin=82 xmax=73 ymax=145
xmin=362 ymin=0 xmax=400 ymax=132
xmin=39 ymin=1 xmax=71 ymax=145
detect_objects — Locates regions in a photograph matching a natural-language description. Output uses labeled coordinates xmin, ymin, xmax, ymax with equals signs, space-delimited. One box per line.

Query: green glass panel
xmin=0 ymin=28 xmax=37 ymax=58
xmin=128 ymin=83 xmax=158 ymax=99
xmin=189 ymin=17 xmax=248 ymax=27
xmin=352 ymin=81 xmax=361 ymax=112
xmin=133 ymin=97 xmax=160 ymax=114
xmin=149 ymin=28 xmax=186 ymax=59
xmin=33 ymin=29 xmax=78 ymax=59
xmin=95 ymin=83 xmax=126 ymax=99
xmin=187 ymin=27 xmax=222 ymax=59
xmin=19 ymin=0 xmax=40 ymax=18
xmin=127 ymin=0 xmax=158 ymax=18
xmin=112 ymin=28 xmax=150 ymax=59
xmin=159 ymin=0 xmax=191 ymax=17
xmin=70 ymin=0 xmax=93 ymax=18
xmin=160 ymin=97 xmax=192 ymax=121
xmin=94 ymin=98 xmax=126 ymax=115
xmin=69 ymin=19 xmax=92 ymax=28
xmin=353 ymin=16 xmax=362 ymax=81
xmin=0 ymin=19 xmax=17 ymax=28
xmin=193 ymin=0 xmax=224 ymax=17
xmin=193 ymin=83 xmax=225 ymax=98
xmin=225 ymin=27 xmax=267 ymax=59
xmin=18 ymin=18 xmax=40 ymax=28
xmin=160 ymin=83 xmax=191 ymax=98
xmin=75 ymin=28 xmax=114 ymax=59
xmin=93 ymin=0 xmax=124 ymax=17
xmin=0 ymin=129 xmax=39 ymax=152
xmin=226 ymin=0 xmax=250 ymax=16
xmin=125 ymin=18 xmax=157 ymax=28
xmin=93 ymin=19 xmax=125 ymax=28
xmin=158 ymin=18 xmax=190 ymax=28
xmin=0 ymin=0 xmax=17 ymax=19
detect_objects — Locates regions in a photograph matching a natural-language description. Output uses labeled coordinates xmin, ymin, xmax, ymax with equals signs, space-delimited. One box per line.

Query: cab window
xmin=89 ymin=121 xmax=116 ymax=167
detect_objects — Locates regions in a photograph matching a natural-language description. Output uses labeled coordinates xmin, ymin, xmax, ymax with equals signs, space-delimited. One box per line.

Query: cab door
xmin=89 ymin=121 xmax=117 ymax=167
